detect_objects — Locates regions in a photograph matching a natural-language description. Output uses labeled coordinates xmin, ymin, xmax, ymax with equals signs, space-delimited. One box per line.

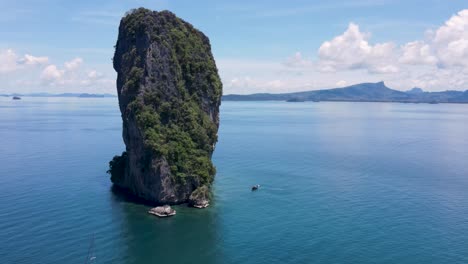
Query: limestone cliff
xmin=108 ymin=8 xmax=222 ymax=205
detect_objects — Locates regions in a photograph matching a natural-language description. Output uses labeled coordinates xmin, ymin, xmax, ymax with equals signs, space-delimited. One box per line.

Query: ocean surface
xmin=1 ymin=97 xmax=468 ymax=264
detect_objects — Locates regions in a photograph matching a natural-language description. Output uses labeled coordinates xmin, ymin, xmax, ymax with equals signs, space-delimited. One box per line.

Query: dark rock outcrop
xmin=188 ymin=185 xmax=210 ymax=208
xmin=148 ymin=205 xmax=176 ymax=217
xmin=108 ymin=8 xmax=222 ymax=205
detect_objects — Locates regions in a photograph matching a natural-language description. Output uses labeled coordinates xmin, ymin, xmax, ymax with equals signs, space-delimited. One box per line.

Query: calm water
xmin=1 ymin=98 xmax=468 ymax=264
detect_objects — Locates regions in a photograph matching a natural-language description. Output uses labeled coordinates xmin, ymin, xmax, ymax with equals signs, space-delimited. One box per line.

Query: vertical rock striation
xmin=108 ymin=8 xmax=222 ymax=205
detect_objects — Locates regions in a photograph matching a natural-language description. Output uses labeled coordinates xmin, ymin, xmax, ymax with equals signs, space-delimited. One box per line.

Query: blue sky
xmin=0 ymin=0 xmax=467 ymax=94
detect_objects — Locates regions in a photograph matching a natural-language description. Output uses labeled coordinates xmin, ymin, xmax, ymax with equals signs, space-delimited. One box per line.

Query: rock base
xmin=148 ymin=205 xmax=176 ymax=217
xmin=193 ymin=201 xmax=209 ymax=209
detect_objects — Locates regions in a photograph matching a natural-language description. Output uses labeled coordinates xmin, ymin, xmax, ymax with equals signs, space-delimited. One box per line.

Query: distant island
xmin=223 ymin=82 xmax=468 ymax=104
xmin=0 ymin=93 xmax=116 ymax=98
xmin=286 ymin=97 xmax=306 ymax=102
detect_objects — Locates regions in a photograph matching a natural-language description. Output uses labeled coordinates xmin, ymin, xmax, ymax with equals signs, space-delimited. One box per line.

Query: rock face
xmin=188 ymin=185 xmax=210 ymax=208
xmin=108 ymin=8 xmax=222 ymax=205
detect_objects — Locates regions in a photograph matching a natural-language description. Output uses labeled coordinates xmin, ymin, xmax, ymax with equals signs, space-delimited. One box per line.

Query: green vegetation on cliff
xmin=109 ymin=8 xmax=222 ymax=188
xmin=130 ymin=96 xmax=217 ymax=183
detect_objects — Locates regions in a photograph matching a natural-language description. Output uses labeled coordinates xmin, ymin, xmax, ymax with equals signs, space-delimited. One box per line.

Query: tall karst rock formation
xmin=108 ymin=8 xmax=222 ymax=206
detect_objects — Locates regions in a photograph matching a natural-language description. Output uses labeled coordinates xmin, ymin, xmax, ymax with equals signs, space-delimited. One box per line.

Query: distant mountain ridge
xmin=0 ymin=93 xmax=116 ymax=98
xmin=222 ymin=82 xmax=468 ymax=103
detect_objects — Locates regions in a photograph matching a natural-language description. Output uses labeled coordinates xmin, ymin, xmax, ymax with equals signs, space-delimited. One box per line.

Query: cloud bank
xmin=224 ymin=9 xmax=468 ymax=94
xmin=0 ymin=50 xmax=114 ymax=94
xmin=1 ymin=9 xmax=467 ymax=95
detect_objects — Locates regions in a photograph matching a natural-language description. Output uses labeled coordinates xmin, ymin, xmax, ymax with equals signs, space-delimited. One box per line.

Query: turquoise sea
xmin=1 ymin=97 xmax=468 ymax=264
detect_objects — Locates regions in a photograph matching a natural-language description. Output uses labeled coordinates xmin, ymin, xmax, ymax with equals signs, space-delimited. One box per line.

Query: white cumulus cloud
xmin=64 ymin=57 xmax=83 ymax=71
xmin=399 ymin=41 xmax=437 ymax=65
xmin=0 ymin=49 xmax=49 ymax=73
xmin=432 ymin=9 xmax=468 ymax=68
xmin=336 ymin=80 xmax=347 ymax=87
xmin=317 ymin=23 xmax=399 ymax=74
xmin=0 ymin=49 xmax=19 ymax=73
xmin=87 ymin=70 xmax=103 ymax=79
xmin=20 ymin=54 xmax=49 ymax=65
xmin=40 ymin=58 xmax=111 ymax=89
xmin=40 ymin=65 xmax=64 ymax=83
xmin=283 ymin=52 xmax=313 ymax=67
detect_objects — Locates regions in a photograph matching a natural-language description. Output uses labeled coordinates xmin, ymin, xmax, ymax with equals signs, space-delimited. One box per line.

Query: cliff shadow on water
xmin=108 ymin=8 xmax=222 ymax=207
xmin=110 ymin=185 xmax=225 ymax=264
xmin=111 ymin=185 xmax=158 ymax=207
